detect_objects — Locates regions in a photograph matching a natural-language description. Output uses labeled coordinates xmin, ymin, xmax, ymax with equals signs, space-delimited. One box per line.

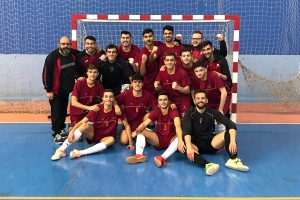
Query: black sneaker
xmin=60 ymin=129 xmax=68 ymax=139
xmin=54 ymin=134 xmax=63 ymax=145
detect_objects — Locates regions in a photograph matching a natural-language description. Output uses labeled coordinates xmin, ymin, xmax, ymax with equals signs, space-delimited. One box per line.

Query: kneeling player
xmin=126 ymin=91 xmax=185 ymax=167
xmin=51 ymin=89 xmax=134 ymax=161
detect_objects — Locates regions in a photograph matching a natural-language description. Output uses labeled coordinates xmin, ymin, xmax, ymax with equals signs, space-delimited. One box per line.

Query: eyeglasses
xmin=60 ymin=43 xmax=71 ymax=46
xmin=191 ymin=38 xmax=202 ymax=41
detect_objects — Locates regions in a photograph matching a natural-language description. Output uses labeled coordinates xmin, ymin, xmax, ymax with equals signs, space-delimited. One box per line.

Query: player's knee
xmin=120 ymin=137 xmax=128 ymax=146
xmin=78 ymin=122 xmax=90 ymax=132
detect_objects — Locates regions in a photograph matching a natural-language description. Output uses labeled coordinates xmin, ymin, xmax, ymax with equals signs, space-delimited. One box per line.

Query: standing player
xmin=138 ymin=28 xmax=161 ymax=96
xmin=115 ymin=74 xmax=157 ymax=145
xmin=51 ymin=89 xmax=134 ymax=161
xmin=154 ymin=52 xmax=191 ymax=118
xmin=96 ymin=44 xmax=134 ymax=96
xmin=149 ymin=25 xmax=184 ymax=67
xmin=191 ymin=61 xmax=232 ymax=132
xmin=118 ymin=31 xmax=140 ymax=82
xmin=126 ymin=91 xmax=185 ymax=168
xmin=182 ymin=89 xmax=248 ymax=175
xmin=201 ymin=40 xmax=232 ymax=87
xmin=76 ymin=36 xmax=105 ymax=78
xmin=69 ymin=64 xmax=104 ymax=141
xmin=175 ymin=31 xmax=227 ymax=63
xmin=42 ymin=36 xmax=79 ymax=144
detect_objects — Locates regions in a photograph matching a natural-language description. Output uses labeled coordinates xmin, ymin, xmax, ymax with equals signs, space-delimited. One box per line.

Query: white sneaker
xmin=69 ymin=149 xmax=82 ymax=159
xmin=51 ymin=149 xmax=66 ymax=161
xmin=225 ymin=158 xmax=249 ymax=171
xmin=205 ymin=163 xmax=219 ymax=175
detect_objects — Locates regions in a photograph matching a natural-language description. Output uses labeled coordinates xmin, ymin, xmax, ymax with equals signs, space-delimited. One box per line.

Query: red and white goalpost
xmin=71 ymin=14 xmax=240 ymax=122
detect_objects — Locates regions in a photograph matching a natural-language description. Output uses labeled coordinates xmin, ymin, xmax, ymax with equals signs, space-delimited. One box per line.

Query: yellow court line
xmin=1 ymin=197 xmax=300 ymax=200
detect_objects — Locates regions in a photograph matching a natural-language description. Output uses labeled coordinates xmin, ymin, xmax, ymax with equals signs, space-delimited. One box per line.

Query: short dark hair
xmin=192 ymin=30 xmax=203 ymax=35
xmin=143 ymin=28 xmax=154 ymax=36
xmin=106 ymin=44 xmax=118 ymax=53
xmin=131 ymin=74 xmax=144 ymax=82
xmin=194 ymin=89 xmax=208 ymax=98
xmin=193 ymin=61 xmax=207 ymax=69
xmin=85 ymin=36 xmax=96 ymax=42
xmin=201 ymin=40 xmax=213 ymax=48
xmin=157 ymin=91 xmax=170 ymax=99
xmin=87 ymin=64 xmax=98 ymax=71
xmin=121 ymin=30 xmax=132 ymax=37
xmin=103 ymin=89 xmax=114 ymax=96
xmin=165 ymin=52 xmax=176 ymax=59
xmin=181 ymin=48 xmax=192 ymax=55
xmin=163 ymin=25 xmax=174 ymax=33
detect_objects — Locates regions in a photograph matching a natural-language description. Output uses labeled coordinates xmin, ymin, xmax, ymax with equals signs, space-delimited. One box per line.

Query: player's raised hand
xmin=152 ymin=46 xmax=158 ymax=52
xmin=141 ymin=54 xmax=148 ymax=63
xmin=176 ymin=34 xmax=182 ymax=40
xmin=216 ymin=34 xmax=224 ymax=41
xmin=154 ymin=81 xmax=160 ymax=88
xmin=159 ymin=65 xmax=166 ymax=71
xmin=172 ymin=82 xmax=178 ymax=90
xmin=100 ymin=54 xmax=107 ymax=61
xmin=128 ymin=58 xmax=134 ymax=65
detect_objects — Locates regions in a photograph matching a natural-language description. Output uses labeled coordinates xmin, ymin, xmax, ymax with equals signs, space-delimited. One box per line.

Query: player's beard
xmin=59 ymin=47 xmax=71 ymax=56
xmin=196 ymin=102 xmax=206 ymax=109
xmin=86 ymin=47 xmax=95 ymax=54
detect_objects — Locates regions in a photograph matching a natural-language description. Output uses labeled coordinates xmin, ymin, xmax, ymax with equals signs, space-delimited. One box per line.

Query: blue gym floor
xmin=1 ymin=123 xmax=300 ymax=199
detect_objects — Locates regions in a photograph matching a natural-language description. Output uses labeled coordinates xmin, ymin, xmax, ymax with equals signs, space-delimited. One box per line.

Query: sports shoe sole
xmin=225 ymin=163 xmax=249 ymax=171
xmin=154 ymin=157 xmax=162 ymax=168
xmin=126 ymin=156 xmax=147 ymax=164
xmin=206 ymin=164 xmax=219 ymax=175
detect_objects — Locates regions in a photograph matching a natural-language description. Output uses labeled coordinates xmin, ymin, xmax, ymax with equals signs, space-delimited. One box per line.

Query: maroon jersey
xmin=70 ymin=79 xmax=104 ymax=116
xmin=191 ymin=71 xmax=231 ymax=105
xmin=156 ymin=44 xmax=184 ymax=67
xmin=176 ymin=62 xmax=194 ymax=82
xmin=86 ymin=104 xmax=126 ymax=138
xmin=115 ymin=89 xmax=157 ymax=123
xmin=205 ymin=59 xmax=223 ymax=74
xmin=138 ymin=47 xmax=160 ymax=96
xmin=77 ymin=50 xmax=104 ymax=77
xmin=191 ymin=47 xmax=204 ymax=61
xmin=155 ymin=67 xmax=191 ymax=104
xmin=118 ymin=44 xmax=140 ymax=84
xmin=148 ymin=107 xmax=179 ymax=137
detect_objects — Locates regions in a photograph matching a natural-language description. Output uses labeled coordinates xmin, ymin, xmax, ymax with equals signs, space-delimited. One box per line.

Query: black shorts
xmin=191 ymin=137 xmax=219 ymax=154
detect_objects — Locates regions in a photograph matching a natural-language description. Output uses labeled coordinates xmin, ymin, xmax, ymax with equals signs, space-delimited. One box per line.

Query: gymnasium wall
xmin=0 ymin=0 xmax=299 ymax=102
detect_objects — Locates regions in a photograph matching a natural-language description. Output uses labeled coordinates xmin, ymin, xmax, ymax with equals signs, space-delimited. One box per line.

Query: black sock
xmin=224 ymin=130 xmax=237 ymax=159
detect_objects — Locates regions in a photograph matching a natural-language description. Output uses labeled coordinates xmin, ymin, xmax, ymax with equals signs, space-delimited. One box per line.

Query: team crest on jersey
xmin=110 ymin=67 xmax=113 ymax=72
xmin=85 ymin=60 xmax=89 ymax=63
xmin=216 ymin=64 xmax=220 ymax=67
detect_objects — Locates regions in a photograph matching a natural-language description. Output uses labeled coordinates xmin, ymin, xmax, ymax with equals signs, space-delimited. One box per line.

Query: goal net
xmin=73 ymin=14 xmax=240 ymax=122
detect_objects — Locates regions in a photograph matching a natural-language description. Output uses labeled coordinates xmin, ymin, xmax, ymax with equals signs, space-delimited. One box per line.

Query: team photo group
xmin=42 ymin=25 xmax=249 ymax=176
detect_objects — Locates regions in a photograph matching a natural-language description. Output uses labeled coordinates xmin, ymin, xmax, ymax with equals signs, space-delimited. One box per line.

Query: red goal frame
xmin=71 ymin=14 xmax=240 ymax=122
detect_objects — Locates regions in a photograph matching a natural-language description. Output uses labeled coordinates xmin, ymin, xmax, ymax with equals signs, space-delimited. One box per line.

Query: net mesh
xmin=0 ymin=0 xmax=299 ymax=114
